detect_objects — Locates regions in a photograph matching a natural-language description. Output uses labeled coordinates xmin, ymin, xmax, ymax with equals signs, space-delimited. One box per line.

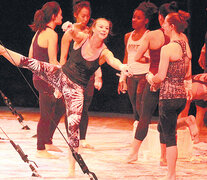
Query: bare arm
xmin=122 ymin=33 xmax=130 ymax=64
xmin=152 ymin=45 xmax=170 ymax=83
xmin=47 ymin=31 xmax=59 ymax=65
xmin=60 ymin=31 xmax=72 ymax=65
xmin=100 ymin=49 xmax=124 ymax=71
xmin=94 ymin=67 xmax=103 ymax=91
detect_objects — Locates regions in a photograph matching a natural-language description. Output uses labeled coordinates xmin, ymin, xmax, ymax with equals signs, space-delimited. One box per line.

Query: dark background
xmin=0 ymin=0 xmax=206 ymax=115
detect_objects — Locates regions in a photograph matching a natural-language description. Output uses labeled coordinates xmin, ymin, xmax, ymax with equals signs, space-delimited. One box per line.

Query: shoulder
xmin=62 ymin=30 xmax=73 ymax=42
xmin=149 ymin=29 xmax=164 ymax=39
xmin=124 ymin=32 xmax=132 ymax=42
xmin=45 ymin=28 xmax=58 ymax=41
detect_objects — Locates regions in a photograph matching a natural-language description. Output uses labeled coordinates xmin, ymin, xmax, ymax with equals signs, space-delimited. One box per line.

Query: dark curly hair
xmin=159 ymin=1 xmax=178 ymax=18
xmin=135 ymin=1 xmax=158 ymax=28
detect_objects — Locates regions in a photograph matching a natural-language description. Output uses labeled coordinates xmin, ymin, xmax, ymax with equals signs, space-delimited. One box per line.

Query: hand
xmin=54 ymin=89 xmax=62 ymax=99
xmin=62 ymin=21 xmax=73 ymax=32
xmin=117 ymin=81 xmax=127 ymax=94
xmin=186 ymin=89 xmax=193 ymax=101
xmin=120 ymin=64 xmax=133 ymax=77
xmin=94 ymin=77 xmax=102 ymax=91
xmin=146 ymin=72 xmax=154 ymax=85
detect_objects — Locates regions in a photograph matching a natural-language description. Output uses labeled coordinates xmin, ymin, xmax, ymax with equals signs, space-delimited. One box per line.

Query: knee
xmin=165 ymin=134 xmax=176 ymax=147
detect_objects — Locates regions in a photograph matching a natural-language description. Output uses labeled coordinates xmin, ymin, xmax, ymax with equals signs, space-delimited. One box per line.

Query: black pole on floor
xmin=0 ymin=127 xmax=41 ymax=177
xmin=0 ymin=90 xmax=30 ymax=130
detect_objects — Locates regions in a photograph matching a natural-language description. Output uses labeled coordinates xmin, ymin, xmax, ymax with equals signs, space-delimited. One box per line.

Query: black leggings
xmin=159 ymin=98 xmax=186 ymax=147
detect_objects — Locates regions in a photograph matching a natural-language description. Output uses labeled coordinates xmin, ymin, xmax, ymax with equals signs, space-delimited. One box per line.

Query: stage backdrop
xmin=0 ymin=0 xmax=206 ymax=114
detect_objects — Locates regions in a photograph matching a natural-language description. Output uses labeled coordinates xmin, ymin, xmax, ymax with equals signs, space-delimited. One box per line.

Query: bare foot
xmin=80 ymin=140 xmax=94 ymax=149
xmin=68 ymin=165 xmax=75 ymax=177
xmin=36 ymin=150 xmax=59 ymax=159
xmin=160 ymin=158 xmax=167 ymax=166
xmin=125 ymin=153 xmax=138 ymax=163
xmin=45 ymin=144 xmax=63 ymax=152
xmin=185 ymin=115 xmax=199 ymax=144
xmin=68 ymin=171 xmax=75 ymax=178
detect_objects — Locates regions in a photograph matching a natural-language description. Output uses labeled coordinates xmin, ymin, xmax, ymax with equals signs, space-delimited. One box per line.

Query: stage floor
xmin=0 ymin=107 xmax=207 ymax=180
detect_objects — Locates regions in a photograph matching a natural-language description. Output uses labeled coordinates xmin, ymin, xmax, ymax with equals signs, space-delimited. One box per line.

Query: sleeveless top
xmin=32 ymin=31 xmax=50 ymax=81
xmin=159 ymin=40 xmax=188 ymax=100
xmin=127 ymin=30 xmax=150 ymax=75
xmin=62 ymin=39 xmax=105 ymax=88
xmin=149 ymin=28 xmax=170 ymax=75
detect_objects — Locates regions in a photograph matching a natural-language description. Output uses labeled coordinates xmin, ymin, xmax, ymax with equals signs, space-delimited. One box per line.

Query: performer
xmin=0 ymin=18 xmax=132 ymax=177
xmin=126 ymin=1 xmax=197 ymax=166
xmin=179 ymin=33 xmax=207 ymax=133
xmin=28 ymin=1 xmax=65 ymax=159
xmin=149 ymin=10 xmax=192 ymax=180
xmin=118 ymin=1 xmax=157 ymax=137
xmin=60 ymin=0 xmax=101 ymax=149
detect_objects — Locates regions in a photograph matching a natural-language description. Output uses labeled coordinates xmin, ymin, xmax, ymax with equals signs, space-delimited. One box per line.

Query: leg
xmin=127 ymin=76 xmax=140 ymax=139
xmin=127 ymin=75 xmax=146 ymax=138
xmin=177 ymin=115 xmax=199 ymax=143
xmin=195 ymin=105 xmax=207 ymax=132
xmin=159 ymin=99 xmax=186 ymax=180
xmin=62 ymin=76 xmax=84 ymax=177
xmin=79 ymin=76 xmax=94 ymax=148
xmin=126 ymin=83 xmax=159 ymax=163
xmin=36 ymin=91 xmax=59 ymax=159
xmin=46 ymin=97 xmax=66 ymax=152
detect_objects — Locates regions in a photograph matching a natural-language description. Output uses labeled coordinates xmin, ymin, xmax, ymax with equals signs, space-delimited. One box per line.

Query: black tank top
xmin=32 ymin=30 xmax=54 ymax=94
xmin=62 ymin=39 xmax=104 ymax=88
xmin=32 ymin=31 xmax=49 ymax=80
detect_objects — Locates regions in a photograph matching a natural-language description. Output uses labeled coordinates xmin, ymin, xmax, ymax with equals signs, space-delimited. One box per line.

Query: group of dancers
xmin=0 ymin=0 xmax=206 ymax=179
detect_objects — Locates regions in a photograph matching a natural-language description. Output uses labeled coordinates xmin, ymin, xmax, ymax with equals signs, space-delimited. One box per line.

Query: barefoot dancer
xmin=0 ymin=18 xmax=132 ymax=177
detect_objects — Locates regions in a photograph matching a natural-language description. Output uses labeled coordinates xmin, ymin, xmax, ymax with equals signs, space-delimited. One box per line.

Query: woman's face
xmin=162 ymin=16 xmax=172 ymax=36
xmin=75 ymin=7 xmax=90 ymax=27
xmin=132 ymin=10 xmax=148 ymax=30
xmin=93 ymin=19 xmax=110 ymax=40
xmin=54 ymin=9 xmax=63 ymax=25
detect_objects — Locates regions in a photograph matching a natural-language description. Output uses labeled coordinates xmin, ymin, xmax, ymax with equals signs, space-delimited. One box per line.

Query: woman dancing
xmin=0 ymin=17 xmax=131 ymax=177
xmin=60 ymin=0 xmax=102 ymax=149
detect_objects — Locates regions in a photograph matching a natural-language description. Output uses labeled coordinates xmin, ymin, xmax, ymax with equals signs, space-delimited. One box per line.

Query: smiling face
xmin=92 ymin=19 xmax=110 ymax=40
xmin=132 ymin=9 xmax=148 ymax=30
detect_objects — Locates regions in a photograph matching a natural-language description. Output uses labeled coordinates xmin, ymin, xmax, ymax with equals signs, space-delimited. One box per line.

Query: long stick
xmin=0 ymin=90 xmax=30 ymax=130
xmin=0 ymin=127 xmax=41 ymax=177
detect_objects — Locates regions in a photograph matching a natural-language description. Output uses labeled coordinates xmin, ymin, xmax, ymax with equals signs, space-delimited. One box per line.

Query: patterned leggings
xmin=20 ymin=56 xmax=84 ymax=148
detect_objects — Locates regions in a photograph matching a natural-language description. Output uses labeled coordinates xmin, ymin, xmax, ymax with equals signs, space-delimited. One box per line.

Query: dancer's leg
xmin=79 ymin=76 xmax=94 ymax=148
xmin=127 ymin=83 xmax=159 ymax=163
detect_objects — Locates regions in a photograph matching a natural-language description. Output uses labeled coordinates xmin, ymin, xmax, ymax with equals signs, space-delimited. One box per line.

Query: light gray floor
xmin=0 ymin=107 xmax=207 ymax=180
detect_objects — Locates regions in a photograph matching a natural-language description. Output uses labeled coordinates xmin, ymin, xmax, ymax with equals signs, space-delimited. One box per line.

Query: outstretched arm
xmin=0 ymin=45 xmax=22 ymax=66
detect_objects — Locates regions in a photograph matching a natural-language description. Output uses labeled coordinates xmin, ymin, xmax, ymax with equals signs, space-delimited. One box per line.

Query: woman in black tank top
xmin=0 ymin=17 xmax=132 ymax=177
xmin=28 ymin=1 xmax=65 ymax=159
